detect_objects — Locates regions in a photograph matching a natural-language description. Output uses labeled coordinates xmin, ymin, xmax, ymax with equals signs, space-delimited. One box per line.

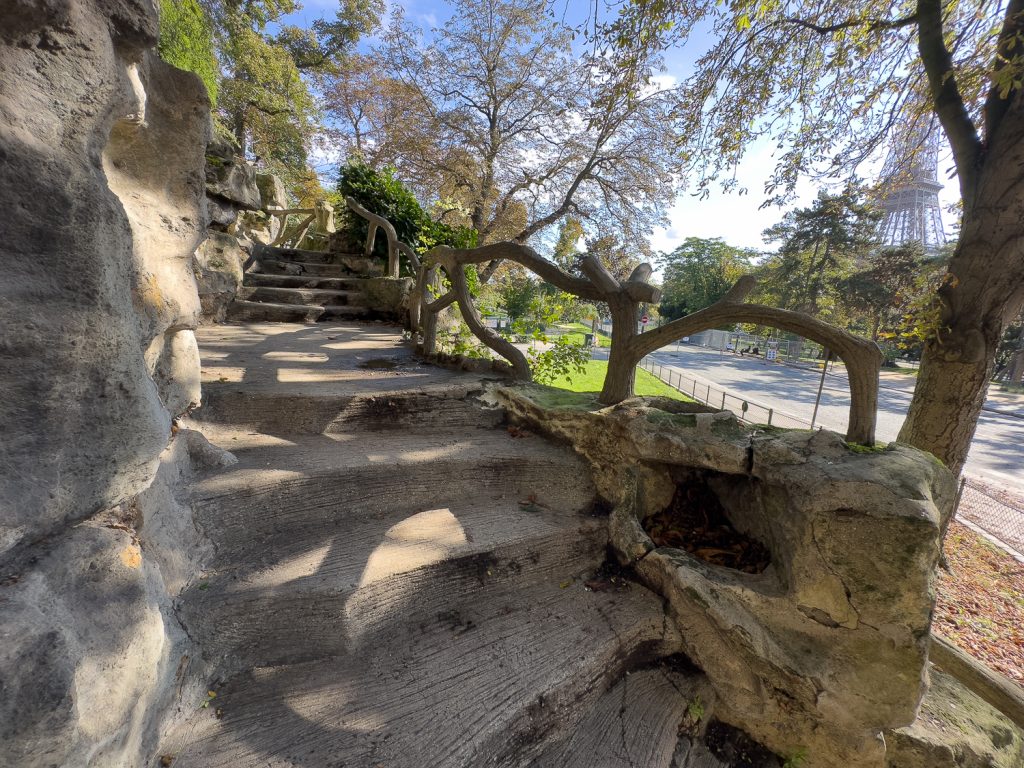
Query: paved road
xmin=643 ymin=343 xmax=1024 ymax=491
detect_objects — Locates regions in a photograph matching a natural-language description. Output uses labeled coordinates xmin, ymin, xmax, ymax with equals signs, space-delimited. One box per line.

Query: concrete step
xmin=226 ymin=300 xmax=370 ymax=323
xmin=225 ymin=299 xmax=322 ymax=323
xmin=258 ymin=246 xmax=368 ymax=266
xmin=179 ymin=501 xmax=607 ymax=669
xmin=178 ymin=428 xmax=598 ymax=667
xmin=243 ymin=273 xmax=366 ymax=290
xmin=191 ymin=383 xmax=505 ymax=434
xmin=237 ymin=286 xmax=363 ymax=307
xmin=532 ymin=665 xmax=715 ymax=768
xmin=190 ymin=431 xmax=594 ymax=545
xmin=257 ymin=259 xmax=363 ymax=278
xmin=162 ymin=553 xmax=677 ymax=768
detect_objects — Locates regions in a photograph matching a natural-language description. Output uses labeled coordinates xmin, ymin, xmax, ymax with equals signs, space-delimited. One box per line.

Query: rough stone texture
xmin=495 ymin=387 xmax=956 ymax=768
xmin=205 ymin=136 xmax=260 ymax=211
xmin=207 ymin=195 xmax=238 ymax=228
xmin=361 ymin=275 xmax=415 ymax=320
xmin=231 ymin=209 xmax=277 ymax=244
xmin=1 ymin=4 xmax=213 ymax=765
xmin=0 ymin=429 xmax=233 ymax=767
xmin=255 ymin=171 xmax=288 ymax=210
xmin=193 ymin=231 xmax=247 ymax=322
xmin=1 ymin=1 xmax=209 ymax=554
xmin=886 ymin=668 xmax=1024 ymax=768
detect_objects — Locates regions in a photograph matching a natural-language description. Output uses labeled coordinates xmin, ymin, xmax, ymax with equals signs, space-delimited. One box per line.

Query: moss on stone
xmin=513 ymin=385 xmax=602 ymax=411
xmin=844 ymin=441 xmax=889 ymax=454
xmin=644 ymin=411 xmax=697 ymax=428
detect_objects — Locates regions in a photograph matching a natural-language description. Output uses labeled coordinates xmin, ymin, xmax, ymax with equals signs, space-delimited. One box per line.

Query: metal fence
xmin=957 ymin=479 xmax=1024 ymax=557
xmin=638 ymin=356 xmax=812 ymax=429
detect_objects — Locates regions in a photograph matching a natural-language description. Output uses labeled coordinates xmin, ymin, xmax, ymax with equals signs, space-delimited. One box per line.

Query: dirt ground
xmin=934 ymin=521 xmax=1024 ymax=685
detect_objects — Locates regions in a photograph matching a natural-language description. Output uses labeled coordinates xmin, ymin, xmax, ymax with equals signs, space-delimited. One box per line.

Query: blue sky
xmin=292 ymin=0 xmax=961 ymax=252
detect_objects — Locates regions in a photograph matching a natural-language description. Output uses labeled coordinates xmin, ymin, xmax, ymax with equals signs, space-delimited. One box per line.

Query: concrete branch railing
xmin=339 ymin=201 xmax=883 ymax=444
xmin=344 ymin=196 xmax=420 ymax=278
xmin=419 ymin=243 xmax=882 ymax=444
xmin=267 ymin=200 xmax=335 ymax=249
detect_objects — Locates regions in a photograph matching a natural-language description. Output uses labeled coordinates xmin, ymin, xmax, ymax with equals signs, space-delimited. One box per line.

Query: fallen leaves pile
xmin=642 ymin=481 xmax=770 ymax=574
xmin=934 ymin=521 xmax=1024 ymax=684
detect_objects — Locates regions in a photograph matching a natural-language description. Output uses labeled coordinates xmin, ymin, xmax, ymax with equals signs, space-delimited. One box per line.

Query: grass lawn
xmin=551 ymin=322 xmax=611 ymax=348
xmin=546 ymin=360 xmax=695 ymax=402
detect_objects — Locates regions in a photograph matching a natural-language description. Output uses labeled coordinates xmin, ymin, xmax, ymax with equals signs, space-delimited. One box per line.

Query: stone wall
xmin=0 ymin=3 xmax=219 ymax=765
xmin=496 ymin=388 xmax=956 ymax=768
xmin=193 ymin=138 xmax=288 ymax=322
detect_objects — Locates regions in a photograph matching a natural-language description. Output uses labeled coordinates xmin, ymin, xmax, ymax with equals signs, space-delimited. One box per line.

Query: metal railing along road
xmin=638 ymin=356 xmax=812 ymax=429
xmin=956 ymin=479 xmax=1024 ymax=558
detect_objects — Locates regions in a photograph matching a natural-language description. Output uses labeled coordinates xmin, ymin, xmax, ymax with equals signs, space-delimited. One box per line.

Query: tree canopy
xmin=599 ymin=0 xmax=1024 ymax=472
xmin=158 ymin=0 xmax=382 ymax=187
xmin=658 ymin=238 xmax=755 ymax=320
xmin=324 ymin=0 xmax=684 ymax=249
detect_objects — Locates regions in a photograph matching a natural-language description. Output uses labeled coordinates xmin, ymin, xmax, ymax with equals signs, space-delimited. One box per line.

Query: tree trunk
xmin=232 ymin=108 xmax=247 ymax=157
xmin=1007 ymin=348 xmax=1024 ymax=384
xmin=898 ymin=207 xmax=1023 ymax=474
xmin=599 ymin=298 xmax=640 ymax=404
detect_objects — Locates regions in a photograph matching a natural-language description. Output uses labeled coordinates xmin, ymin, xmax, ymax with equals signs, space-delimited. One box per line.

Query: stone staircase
xmin=158 ymin=321 xmax=743 ymax=768
xmin=227 ymin=245 xmax=386 ymax=323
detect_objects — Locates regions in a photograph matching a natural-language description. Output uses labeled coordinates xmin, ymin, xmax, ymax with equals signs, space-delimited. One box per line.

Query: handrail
xmin=266 ymin=201 xmax=336 ymax=249
xmin=337 ymin=202 xmax=882 ymax=444
xmin=419 ymin=243 xmax=881 ymax=444
xmin=344 ymin=196 xmax=421 ymax=278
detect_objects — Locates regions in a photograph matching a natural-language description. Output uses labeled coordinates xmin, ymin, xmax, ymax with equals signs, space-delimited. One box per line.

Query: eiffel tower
xmin=876 ymin=125 xmax=947 ymax=250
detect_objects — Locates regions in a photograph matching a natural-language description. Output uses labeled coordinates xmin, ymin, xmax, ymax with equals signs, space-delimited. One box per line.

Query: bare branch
xmin=781 ymin=14 xmax=918 ymax=35
xmin=917 ymin=0 xmax=982 ymax=201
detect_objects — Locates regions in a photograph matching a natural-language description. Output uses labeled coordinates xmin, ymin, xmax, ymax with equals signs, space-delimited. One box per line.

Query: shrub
xmin=337 ymin=161 xmax=478 ymax=270
xmin=157 ymin=0 xmax=219 ymax=105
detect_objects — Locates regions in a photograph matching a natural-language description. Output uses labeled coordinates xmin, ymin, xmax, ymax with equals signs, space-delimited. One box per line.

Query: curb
xmin=930 ymin=636 xmax=1024 ymax=730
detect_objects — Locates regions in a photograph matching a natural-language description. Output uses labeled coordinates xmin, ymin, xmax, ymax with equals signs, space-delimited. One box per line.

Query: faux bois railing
xmin=344 ymin=199 xmax=883 ymax=444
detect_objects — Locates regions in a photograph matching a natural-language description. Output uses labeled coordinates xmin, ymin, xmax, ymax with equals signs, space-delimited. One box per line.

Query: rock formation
xmin=0 ymin=2 xmax=220 ymax=764
xmin=496 ymin=387 xmax=957 ymax=767
xmin=193 ymin=136 xmax=290 ymax=322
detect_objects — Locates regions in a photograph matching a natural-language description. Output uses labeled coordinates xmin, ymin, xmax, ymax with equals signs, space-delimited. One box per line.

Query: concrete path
xmin=158 ymin=321 xmax=718 ymax=768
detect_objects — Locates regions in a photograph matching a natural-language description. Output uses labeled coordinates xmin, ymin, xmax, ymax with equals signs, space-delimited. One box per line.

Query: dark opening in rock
xmin=703 ymin=719 xmax=783 ymax=767
xmin=642 ymin=469 xmax=771 ymax=574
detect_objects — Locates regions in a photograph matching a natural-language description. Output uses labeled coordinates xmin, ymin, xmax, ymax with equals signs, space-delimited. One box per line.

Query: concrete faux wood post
xmin=422 ymin=242 xmax=881 ymax=444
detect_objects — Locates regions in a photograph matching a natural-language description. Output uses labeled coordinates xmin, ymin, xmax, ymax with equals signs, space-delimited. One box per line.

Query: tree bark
xmin=898 ymin=100 xmax=1024 ymax=472
xmin=897 ymin=228 xmax=1021 ymax=473
xmin=599 ymin=297 xmax=640 ymax=404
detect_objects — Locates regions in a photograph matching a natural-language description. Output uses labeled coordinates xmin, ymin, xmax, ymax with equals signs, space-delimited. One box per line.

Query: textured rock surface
xmin=156 ymin=322 xmax=700 ymax=766
xmin=255 ymin=171 xmax=288 ymax=210
xmin=496 ymin=387 xmax=957 ymax=768
xmin=886 ymin=667 xmax=1024 ymax=767
xmin=193 ymin=231 xmax=247 ymax=322
xmin=0 ymin=4 xmax=212 ymax=765
xmin=0 ymin=431 xmax=232 ymax=768
xmin=205 ymin=136 xmax=260 ymax=210
xmin=0 ymin=0 xmax=208 ymax=554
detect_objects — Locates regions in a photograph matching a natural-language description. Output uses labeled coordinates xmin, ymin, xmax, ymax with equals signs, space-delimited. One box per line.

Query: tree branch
xmin=984 ymin=0 xmax=1024 ymax=143
xmin=782 ymin=13 xmax=918 ymax=35
xmin=916 ymin=0 xmax=982 ymax=201
xmin=426 ymin=242 xmax=605 ymax=301
xmin=629 ymin=278 xmax=883 ymax=444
